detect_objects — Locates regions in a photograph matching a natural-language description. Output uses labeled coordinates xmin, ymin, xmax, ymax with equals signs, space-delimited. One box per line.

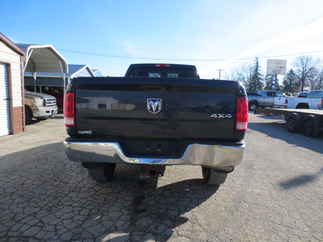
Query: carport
xmin=16 ymin=44 xmax=69 ymax=91
xmin=23 ymin=64 xmax=97 ymax=112
xmin=24 ymin=64 xmax=95 ymax=88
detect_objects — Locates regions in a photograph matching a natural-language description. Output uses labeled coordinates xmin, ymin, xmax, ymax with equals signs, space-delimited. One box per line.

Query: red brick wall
xmin=11 ymin=106 xmax=24 ymax=134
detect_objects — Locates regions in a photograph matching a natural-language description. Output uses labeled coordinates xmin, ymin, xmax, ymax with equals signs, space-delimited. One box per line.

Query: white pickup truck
xmin=286 ymin=90 xmax=323 ymax=110
xmin=25 ymin=91 xmax=58 ymax=124
xmin=247 ymin=90 xmax=287 ymax=111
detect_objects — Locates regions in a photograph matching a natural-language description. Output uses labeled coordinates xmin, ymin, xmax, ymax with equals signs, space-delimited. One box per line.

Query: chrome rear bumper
xmin=33 ymin=105 xmax=58 ymax=118
xmin=64 ymin=140 xmax=245 ymax=169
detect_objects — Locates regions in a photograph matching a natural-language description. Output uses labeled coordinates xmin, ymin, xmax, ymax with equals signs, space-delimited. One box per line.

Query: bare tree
xmin=308 ymin=67 xmax=319 ymax=90
xmin=313 ymin=69 xmax=323 ymax=90
xmin=230 ymin=64 xmax=252 ymax=89
xmin=231 ymin=58 xmax=264 ymax=92
xmin=294 ymin=56 xmax=319 ymax=91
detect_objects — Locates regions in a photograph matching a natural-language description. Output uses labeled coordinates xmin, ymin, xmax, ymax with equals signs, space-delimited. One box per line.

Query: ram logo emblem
xmin=147 ymin=98 xmax=162 ymax=114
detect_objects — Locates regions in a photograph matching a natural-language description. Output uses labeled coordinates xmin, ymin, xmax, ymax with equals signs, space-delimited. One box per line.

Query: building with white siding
xmin=0 ymin=33 xmax=25 ymax=136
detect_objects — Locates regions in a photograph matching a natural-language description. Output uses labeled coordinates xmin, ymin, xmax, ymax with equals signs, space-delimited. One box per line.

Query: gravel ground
xmin=0 ymin=114 xmax=322 ymax=242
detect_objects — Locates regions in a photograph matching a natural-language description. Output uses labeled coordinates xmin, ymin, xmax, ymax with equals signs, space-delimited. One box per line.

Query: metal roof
xmin=16 ymin=43 xmax=68 ymax=74
xmin=68 ymin=64 xmax=87 ymax=77
xmin=24 ymin=64 xmax=95 ymax=78
xmin=68 ymin=64 xmax=95 ymax=78
xmin=24 ymin=64 xmax=98 ymax=87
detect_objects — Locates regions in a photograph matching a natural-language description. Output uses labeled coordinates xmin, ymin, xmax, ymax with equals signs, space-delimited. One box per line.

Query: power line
xmin=58 ymin=48 xmax=228 ymax=62
xmin=58 ymin=48 xmax=323 ymax=63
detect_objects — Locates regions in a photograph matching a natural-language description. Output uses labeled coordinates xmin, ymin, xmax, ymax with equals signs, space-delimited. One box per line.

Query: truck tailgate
xmin=73 ymin=77 xmax=242 ymax=141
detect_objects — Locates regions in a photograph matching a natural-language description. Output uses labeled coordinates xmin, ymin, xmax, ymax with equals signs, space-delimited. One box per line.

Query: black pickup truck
xmin=64 ymin=64 xmax=248 ymax=186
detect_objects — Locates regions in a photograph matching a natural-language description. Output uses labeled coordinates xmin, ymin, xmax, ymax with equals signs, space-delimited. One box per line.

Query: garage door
xmin=0 ymin=64 xmax=10 ymax=136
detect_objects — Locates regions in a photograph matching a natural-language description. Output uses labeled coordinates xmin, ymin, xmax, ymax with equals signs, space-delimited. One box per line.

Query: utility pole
xmin=217 ymin=69 xmax=224 ymax=80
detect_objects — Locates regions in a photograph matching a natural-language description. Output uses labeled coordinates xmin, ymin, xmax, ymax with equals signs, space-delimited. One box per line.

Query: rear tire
xmin=286 ymin=113 xmax=302 ymax=133
xmin=86 ymin=164 xmax=116 ymax=184
xmin=249 ymin=102 xmax=258 ymax=112
xmin=303 ymin=115 xmax=320 ymax=137
xmin=202 ymin=167 xmax=227 ymax=186
xmin=312 ymin=117 xmax=321 ymax=137
xmin=296 ymin=103 xmax=309 ymax=109
xmin=303 ymin=117 xmax=314 ymax=137
xmin=36 ymin=117 xmax=48 ymax=121
xmin=25 ymin=106 xmax=33 ymax=124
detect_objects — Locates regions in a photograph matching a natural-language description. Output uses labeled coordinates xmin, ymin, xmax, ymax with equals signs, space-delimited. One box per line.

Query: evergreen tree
xmin=247 ymin=57 xmax=264 ymax=92
xmin=282 ymin=69 xmax=299 ymax=93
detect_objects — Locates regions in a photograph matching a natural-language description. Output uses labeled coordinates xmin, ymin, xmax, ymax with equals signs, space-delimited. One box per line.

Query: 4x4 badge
xmin=210 ymin=114 xmax=232 ymax=119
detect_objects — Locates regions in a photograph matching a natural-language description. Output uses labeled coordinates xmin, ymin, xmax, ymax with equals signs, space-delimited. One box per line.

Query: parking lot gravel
xmin=0 ymin=114 xmax=322 ymax=241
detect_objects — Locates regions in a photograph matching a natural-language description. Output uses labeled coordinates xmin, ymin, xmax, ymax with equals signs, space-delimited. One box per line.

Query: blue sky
xmin=2 ymin=0 xmax=323 ymax=77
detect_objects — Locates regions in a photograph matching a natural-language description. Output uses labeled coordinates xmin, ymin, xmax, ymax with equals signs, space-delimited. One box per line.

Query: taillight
xmin=64 ymin=92 xmax=75 ymax=127
xmin=155 ymin=64 xmax=170 ymax=67
xmin=236 ymin=97 xmax=248 ymax=131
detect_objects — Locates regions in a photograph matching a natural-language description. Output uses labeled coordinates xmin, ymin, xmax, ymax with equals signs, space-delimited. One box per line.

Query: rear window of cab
xmin=127 ymin=67 xmax=198 ymax=79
